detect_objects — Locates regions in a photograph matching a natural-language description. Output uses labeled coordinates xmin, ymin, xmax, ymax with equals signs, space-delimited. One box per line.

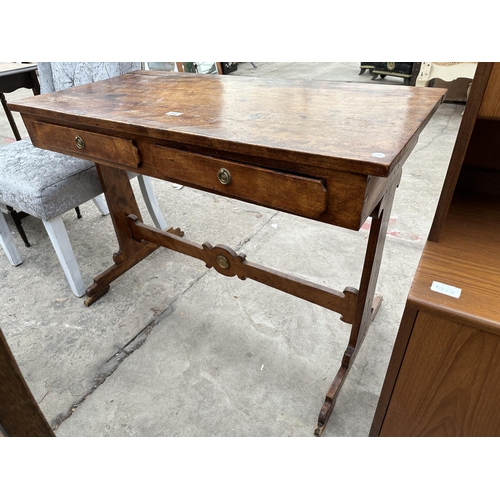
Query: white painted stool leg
xmin=42 ymin=216 xmax=87 ymax=297
xmin=92 ymin=195 xmax=109 ymax=216
xmin=137 ymin=175 xmax=168 ymax=230
xmin=415 ymin=62 xmax=431 ymax=87
xmin=0 ymin=210 xmax=22 ymax=266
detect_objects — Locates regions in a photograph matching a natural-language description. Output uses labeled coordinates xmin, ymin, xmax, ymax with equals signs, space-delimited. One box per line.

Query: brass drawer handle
xmin=217 ymin=168 xmax=232 ymax=185
xmin=75 ymin=135 xmax=85 ymax=149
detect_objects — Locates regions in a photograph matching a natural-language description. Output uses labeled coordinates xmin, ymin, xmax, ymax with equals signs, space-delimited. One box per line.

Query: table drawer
xmin=151 ymin=145 xmax=328 ymax=219
xmin=29 ymin=121 xmax=141 ymax=168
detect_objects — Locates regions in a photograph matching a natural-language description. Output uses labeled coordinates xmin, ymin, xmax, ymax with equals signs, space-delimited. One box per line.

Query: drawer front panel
xmin=151 ymin=145 xmax=328 ymax=219
xmin=29 ymin=121 xmax=141 ymax=168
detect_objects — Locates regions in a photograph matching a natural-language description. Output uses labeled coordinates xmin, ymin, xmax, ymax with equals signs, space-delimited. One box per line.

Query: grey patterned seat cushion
xmin=0 ymin=139 xmax=103 ymax=221
xmin=0 ymin=63 xmax=142 ymax=222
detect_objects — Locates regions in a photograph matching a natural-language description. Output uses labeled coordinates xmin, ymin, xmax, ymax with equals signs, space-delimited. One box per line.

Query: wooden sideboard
xmin=370 ymin=62 xmax=500 ymax=436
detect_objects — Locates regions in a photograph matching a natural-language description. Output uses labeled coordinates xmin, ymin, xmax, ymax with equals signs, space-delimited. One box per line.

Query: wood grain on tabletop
xmin=9 ymin=71 xmax=446 ymax=178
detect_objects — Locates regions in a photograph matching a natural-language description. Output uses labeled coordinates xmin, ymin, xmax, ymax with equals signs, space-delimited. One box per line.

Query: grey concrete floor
xmin=0 ymin=62 xmax=463 ymax=437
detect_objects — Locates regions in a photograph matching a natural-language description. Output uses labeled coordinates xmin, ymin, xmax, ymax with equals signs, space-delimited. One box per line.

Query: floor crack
xmin=51 ymin=212 xmax=278 ymax=431
xmin=413 ymin=106 xmax=461 ymax=155
xmin=236 ymin=212 xmax=279 ymax=250
xmin=51 ymin=318 xmax=159 ymax=430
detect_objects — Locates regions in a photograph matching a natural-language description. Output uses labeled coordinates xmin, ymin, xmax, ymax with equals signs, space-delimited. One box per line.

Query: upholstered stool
xmin=0 ymin=137 xmax=168 ymax=297
xmin=0 ymin=62 xmax=168 ymax=298
xmin=0 ymin=139 xmax=109 ymax=296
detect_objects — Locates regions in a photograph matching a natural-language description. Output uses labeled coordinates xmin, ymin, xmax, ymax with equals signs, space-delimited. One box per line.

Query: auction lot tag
xmin=431 ymin=281 xmax=462 ymax=298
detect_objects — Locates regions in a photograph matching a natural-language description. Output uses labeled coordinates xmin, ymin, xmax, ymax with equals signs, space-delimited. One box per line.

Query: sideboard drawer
xmin=151 ymin=145 xmax=328 ymax=219
xmin=29 ymin=121 xmax=141 ymax=168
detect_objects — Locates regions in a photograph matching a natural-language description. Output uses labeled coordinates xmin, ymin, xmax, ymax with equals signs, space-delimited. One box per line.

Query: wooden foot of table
xmin=84 ymin=227 xmax=183 ymax=306
xmin=84 ymin=164 xmax=185 ymax=306
xmin=314 ymin=176 xmax=399 ymax=436
xmin=314 ymin=294 xmax=383 ymax=437
xmin=84 ymin=240 xmax=159 ymax=306
xmin=84 ymin=285 xmax=110 ymax=307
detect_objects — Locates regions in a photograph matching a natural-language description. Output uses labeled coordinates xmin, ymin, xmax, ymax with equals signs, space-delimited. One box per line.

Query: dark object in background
xmin=221 ymin=62 xmax=238 ymax=74
xmin=371 ymin=62 xmax=415 ymax=85
xmin=359 ymin=62 xmax=374 ymax=75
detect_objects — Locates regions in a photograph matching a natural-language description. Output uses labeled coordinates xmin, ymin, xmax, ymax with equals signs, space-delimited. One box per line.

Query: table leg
xmin=84 ymin=164 xmax=160 ymax=305
xmin=29 ymin=70 xmax=40 ymax=96
xmin=1 ymin=92 xmax=21 ymax=141
xmin=86 ymin=162 xmax=400 ymax=436
xmin=315 ymin=173 xmax=400 ymax=436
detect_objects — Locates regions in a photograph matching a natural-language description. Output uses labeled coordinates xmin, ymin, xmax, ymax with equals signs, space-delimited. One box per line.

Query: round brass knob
xmin=217 ymin=168 xmax=232 ymax=185
xmin=75 ymin=136 xmax=85 ymax=149
xmin=387 ymin=62 xmax=396 ymax=71
xmin=216 ymin=255 xmax=230 ymax=269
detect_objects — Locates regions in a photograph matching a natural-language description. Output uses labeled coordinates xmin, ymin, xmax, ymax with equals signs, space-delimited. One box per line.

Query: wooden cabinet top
xmin=409 ymin=191 xmax=500 ymax=335
xmin=10 ymin=71 xmax=446 ymax=178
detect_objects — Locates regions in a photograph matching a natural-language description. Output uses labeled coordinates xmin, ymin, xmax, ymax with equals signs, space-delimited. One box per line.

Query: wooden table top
xmin=10 ymin=71 xmax=446 ymax=177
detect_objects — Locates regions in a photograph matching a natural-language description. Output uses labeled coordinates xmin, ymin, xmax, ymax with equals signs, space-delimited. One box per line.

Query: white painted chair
xmin=0 ymin=206 xmax=21 ymax=266
xmin=415 ymin=62 xmax=477 ymax=87
xmin=0 ymin=62 xmax=167 ymax=297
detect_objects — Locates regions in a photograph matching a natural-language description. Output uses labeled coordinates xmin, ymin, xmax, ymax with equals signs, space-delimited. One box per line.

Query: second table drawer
xmin=151 ymin=145 xmax=328 ymax=219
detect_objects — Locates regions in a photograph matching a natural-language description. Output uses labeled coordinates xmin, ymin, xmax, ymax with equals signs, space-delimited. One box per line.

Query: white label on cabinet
xmin=431 ymin=281 xmax=462 ymax=298
xmin=165 ymin=111 xmax=183 ymax=116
